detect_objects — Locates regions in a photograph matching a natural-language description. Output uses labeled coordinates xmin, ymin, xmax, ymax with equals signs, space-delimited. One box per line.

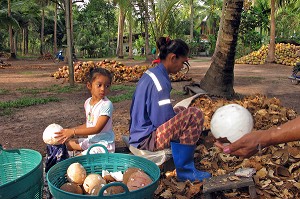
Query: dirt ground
xmin=0 ymin=57 xmax=299 ymax=157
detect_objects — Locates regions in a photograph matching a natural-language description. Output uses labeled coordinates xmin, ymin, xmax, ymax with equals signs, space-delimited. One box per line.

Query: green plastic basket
xmin=47 ymin=144 xmax=161 ymax=199
xmin=0 ymin=145 xmax=43 ymax=199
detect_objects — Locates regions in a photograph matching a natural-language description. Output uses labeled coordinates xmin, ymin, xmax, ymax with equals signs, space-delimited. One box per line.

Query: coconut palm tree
xmin=264 ymin=0 xmax=296 ymax=63
xmin=8 ymin=0 xmax=16 ymax=59
xmin=0 ymin=0 xmax=20 ymax=58
xmin=265 ymin=0 xmax=275 ymax=63
xmin=198 ymin=0 xmax=223 ymax=36
xmin=199 ymin=0 xmax=244 ymax=98
xmin=113 ymin=0 xmax=131 ymax=58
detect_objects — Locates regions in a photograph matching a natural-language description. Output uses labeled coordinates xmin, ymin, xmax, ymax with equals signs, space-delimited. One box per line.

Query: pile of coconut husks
xmin=154 ymin=94 xmax=299 ymax=199
xmin=51 ymin=60 xmax=191 ymax=83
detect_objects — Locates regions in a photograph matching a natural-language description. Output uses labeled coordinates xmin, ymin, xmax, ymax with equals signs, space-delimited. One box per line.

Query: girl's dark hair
xmin=156 ymin=37 xmax=189 ymax=60
xmin=87 ymin=67 xmax=113 ymax=84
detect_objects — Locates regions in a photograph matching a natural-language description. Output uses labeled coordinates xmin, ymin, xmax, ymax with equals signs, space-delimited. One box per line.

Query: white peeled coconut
xmin=42 ymin=123 xmax=63 ymax=145
xmin=67 ymin=162 xmax=87 ymax=185
xmin=210 ymin=103 xmax=254 ymax=143
xmin=83 ymin=173 xmax=106 ymax=194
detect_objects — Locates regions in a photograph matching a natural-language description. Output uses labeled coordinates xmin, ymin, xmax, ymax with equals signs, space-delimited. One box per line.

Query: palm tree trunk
xmin=24 ymin=26 xmax=28 ymax=54
xmin=65 ymin=0 xmax=74 ymax=86
xmin=265 ymin=0 xmax=275 ymax=63
xmin=116 ymin=7 xmax=125 ymax=58
xmin=143 ymin=0 xmax=152 ymax=61
xmin=200 ymin=0 xmax=244 ymax=98
xmin=22 ymin=28 xmax=25 ymax=55
xmin=40 ymin=5 xmax=45 ymax=55
xmin=128 ymin=17 xmax=133 ymax=59
xmin=8 ymin=0 xmax=16 ymax=59
xmin=54 ymin=2 xmax=58 ymax=54
xmin=70 ymin=0 xmax=75 ymax=57
xmin=189 ymin=0 xmax=194 ymax=41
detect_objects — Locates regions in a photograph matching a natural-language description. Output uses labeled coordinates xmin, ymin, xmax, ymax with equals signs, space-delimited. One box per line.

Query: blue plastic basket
xmin=0 ymin=145 xmax=43 ymax=199
xmin=47 ymin=144 xmax=161 ymax=199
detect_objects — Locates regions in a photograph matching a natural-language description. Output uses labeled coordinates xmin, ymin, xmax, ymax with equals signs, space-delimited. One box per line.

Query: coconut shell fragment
xmin=60 ymin=182 xmax=83 ymax=194
xmin=127 ymin=170 xmax=153 ymax=191
xmin=123 ymin=167 xmax=142 ymax=184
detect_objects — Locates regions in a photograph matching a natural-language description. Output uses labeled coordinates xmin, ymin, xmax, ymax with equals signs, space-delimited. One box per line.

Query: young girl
xmin=55 ymin=67 xmax=115 ymax=155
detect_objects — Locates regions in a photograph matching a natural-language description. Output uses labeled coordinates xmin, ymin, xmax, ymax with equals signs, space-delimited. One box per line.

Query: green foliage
xmin=0 ymin=97 xmax=60 ymax=109
xmin=2 ymin=0 xmax=299 ymax=60
xmin=275 ymin=9 xmax=300 ymax=44
xmin=171 ymin=89 xmax=184 ymax=95
xmin=134 ymin=36 xmax=145 ymax=54
xmin=108 ymin=84 xmax=185 ymax=103
xmin=109 ymin=84 xmax=135 ymax=103
xmin=187 ymin=39 xmax=211 ymax=57
xmin=237 ymin=6 xmax=266 ymax=58
xmin=16 ymin=84 xmax=84 ymax=94
xmin=207 ymin=34 xmax=217 ymax=55
xmin=0 ymin=89 xmax=9 ymax=95
xmin=0 ymin=97 xmax=60 ymax=116
xmin=73 ymin=0 xmax=117 ymax=58
xmin=0 ymin=84 xmax=84 ymax=116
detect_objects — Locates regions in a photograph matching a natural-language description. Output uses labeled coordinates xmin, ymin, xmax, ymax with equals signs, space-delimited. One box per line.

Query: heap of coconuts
xmin=235 ymin=43 xmax=300 ymax=66
xmin=59 ymin=162 xmax=153 ymax=196
xmin=51 ymin=59 xmax=191 ymax=83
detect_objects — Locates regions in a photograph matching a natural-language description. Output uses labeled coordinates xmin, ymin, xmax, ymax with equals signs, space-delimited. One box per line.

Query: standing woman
xmin=129 ymin=37 xmax=211 ymax=182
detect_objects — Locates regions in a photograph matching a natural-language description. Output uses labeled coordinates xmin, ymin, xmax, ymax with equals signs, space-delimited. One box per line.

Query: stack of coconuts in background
xmin=60 ymin=162 xmax=153 ymax=196
xmin=235 ymin=43 xmax=300 ymax=66
xmin=51 ymin=59 xmax=191 ymax=83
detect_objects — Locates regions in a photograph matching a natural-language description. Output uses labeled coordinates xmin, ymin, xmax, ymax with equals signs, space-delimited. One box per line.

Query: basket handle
xmin=86 ymin=144 xmax=109 ymax=155
xmin=98 ymin=182 xmax=130 ymax=196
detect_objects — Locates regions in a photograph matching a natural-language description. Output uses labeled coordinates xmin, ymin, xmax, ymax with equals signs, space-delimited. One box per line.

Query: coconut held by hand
xmin=210 ymin=104 xmax=254 ymax=143
xmin=43 ymin=123 xmax=63 ymax=145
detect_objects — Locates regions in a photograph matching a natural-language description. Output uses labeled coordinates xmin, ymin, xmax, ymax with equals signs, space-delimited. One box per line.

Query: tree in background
xmin=200 ymin=0 xmax=244 ymax=98
xmin=265 ymin=0 xmax=276 ymax=63
xmin=237 ymin=4 xmax=268 ymax=57
xmin=73 ymin=0 xmax=116 ymax=58
xmin=8 ymin=0 xmax=16 ymax=59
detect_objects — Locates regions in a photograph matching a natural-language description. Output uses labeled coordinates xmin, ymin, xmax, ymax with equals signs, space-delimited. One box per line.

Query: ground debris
xmin=154 ymin=94 xmax=299 ymax=198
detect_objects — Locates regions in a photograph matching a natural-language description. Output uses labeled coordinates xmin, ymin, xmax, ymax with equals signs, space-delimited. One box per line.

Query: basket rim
xmin=0 ymin=148 xmax=42 ymax=188
xmin=46 ymin=146 xmax=161 ymax=198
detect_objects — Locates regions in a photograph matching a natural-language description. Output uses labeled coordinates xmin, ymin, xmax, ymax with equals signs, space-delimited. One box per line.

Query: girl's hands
xmin=54 ymin=129 xmax=74 ymax=144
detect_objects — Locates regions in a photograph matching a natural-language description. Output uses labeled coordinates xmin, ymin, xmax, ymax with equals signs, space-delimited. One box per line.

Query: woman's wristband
xmin=73 ymin=128 xmax=76 ymax=138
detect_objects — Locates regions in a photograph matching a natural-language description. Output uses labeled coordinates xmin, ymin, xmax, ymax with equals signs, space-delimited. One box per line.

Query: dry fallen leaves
xmin=154 ymin=94 xmax=299 ymax=199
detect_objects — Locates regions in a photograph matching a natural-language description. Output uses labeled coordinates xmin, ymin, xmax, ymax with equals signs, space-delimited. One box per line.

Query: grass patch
xmin=108 ymin=85 xmax=185 ymax=103
xmin=17 ymin=84 xmax=84 ymax=94
xmin=171 ymin=89 xmax=185 ymax=95
xmin=0 ymin=97 xmax=60 ymax=109
xmin=109 ymin=85 xmax=136 ymax=103
xmin=0 ymin=89 xmax=9 ymax=95
xmin=0 ymin=97 xmax=60 ymax=116
xmin=19 ymin=71 xmax=35 ymax=75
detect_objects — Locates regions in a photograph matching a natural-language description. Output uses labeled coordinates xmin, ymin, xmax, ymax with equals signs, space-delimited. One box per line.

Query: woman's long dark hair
xmin=156 ymin=37 xmax=189 ymax=60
